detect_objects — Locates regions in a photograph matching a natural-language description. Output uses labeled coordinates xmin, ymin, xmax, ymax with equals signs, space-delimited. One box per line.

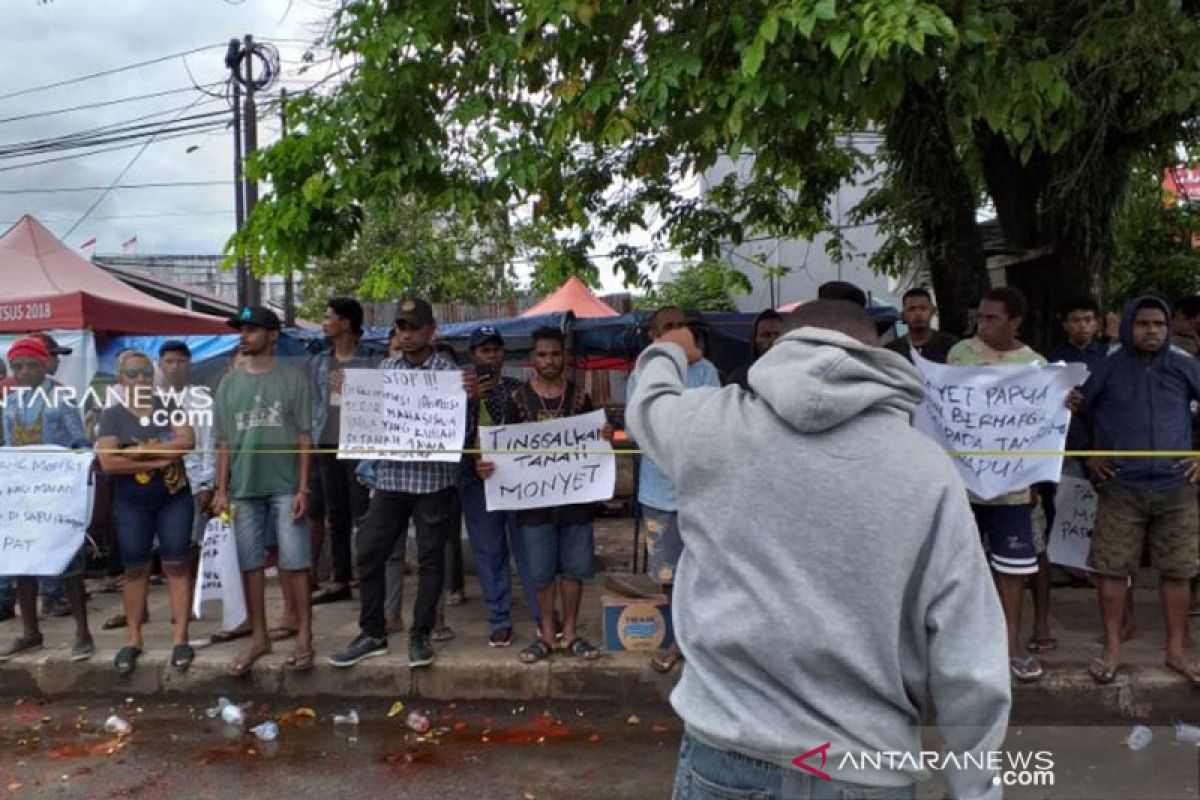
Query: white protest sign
xmin=912 ymin=353 xmax=1089 ymax=499
xmin=1046 ymin=474 xmax=1097 ymax=571
xmin=191 ymin=515 xmax=247 ymax=631
xmin=481 ymin=409 xmax=615 ymax=511
xmin=338 ymin=368 xmax=467 ymax=463
xmin=0 ymin=447 xmax=93 ymax=576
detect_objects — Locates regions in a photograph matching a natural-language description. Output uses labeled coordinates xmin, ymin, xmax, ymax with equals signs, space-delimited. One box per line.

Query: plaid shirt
xmin=374 ymin=350 xmax=462 ymax=495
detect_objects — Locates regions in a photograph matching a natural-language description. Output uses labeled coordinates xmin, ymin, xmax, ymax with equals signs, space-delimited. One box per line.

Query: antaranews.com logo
xmin=794 ymin=743 xmax=1055 ymax=788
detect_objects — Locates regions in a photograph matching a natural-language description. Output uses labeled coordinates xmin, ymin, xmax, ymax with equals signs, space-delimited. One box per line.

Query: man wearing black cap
xmin=211 ymin=306 xmax=315 ymax=675
xmin=459 ymin=325 xmax=541 ymax=647
xmin=310 ymin=297 xmax=377 ymax=605
xmin=329 ymin=297 xmax=477 ymax=669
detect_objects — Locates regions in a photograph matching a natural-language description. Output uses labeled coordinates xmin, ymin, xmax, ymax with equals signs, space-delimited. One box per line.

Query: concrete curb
xmin=4 ymin=650 xmax=1200 ymax=721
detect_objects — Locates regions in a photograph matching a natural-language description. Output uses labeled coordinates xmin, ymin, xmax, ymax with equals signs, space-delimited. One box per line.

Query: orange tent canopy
xmin=0 ymin=215 xmax=229 ymax=334
xmin=520 ymin=275 xmax=619 ymax=318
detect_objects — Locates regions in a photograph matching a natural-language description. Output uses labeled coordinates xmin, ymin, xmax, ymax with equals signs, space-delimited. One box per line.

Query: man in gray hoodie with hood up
xmin=628 ymin=300 xmax=1010 ymax=800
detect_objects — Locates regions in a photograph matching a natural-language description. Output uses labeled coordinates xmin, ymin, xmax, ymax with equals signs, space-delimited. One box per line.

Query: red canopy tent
xmin=0 ymin=215 xmax=229 ymax=334
xmin=520 ymin=275 xmax=619 ymax=319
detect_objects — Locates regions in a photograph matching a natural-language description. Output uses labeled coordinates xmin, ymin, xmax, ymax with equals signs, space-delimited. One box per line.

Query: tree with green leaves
xmin=637 ymin=259 xmax=752 ymax=312
xmin=231 ymin=1 xmax=1200 ymax=339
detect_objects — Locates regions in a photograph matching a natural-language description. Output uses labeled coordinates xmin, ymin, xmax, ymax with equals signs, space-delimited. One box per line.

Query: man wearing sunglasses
xmin=0 ymin=336 xmax=95 ymax=662
xmin=329 ymin=297 xmax=478 ymax=670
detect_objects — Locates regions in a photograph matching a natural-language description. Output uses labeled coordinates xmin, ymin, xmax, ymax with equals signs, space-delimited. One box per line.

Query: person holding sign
xmin=1074 ymin=294 xmax=1200 ymax=686
xmin=0 ymin=335 xmax=95 ymax=663
xmin=211 ymin=306 xmax=315 ymax=676
xmin=628 ymin=301 xmax=1009 ymax=800
xmin=947 ymin=287 xmax=1048 ymax=683
xmin=95 ymin=350 xmax=196 ymax=674
xmin=626 ymin=307 xmax=720 ymax=674
xmin=328 ymin=297 xmax=477 ymax=671
xmin=458 ymin=325 xmax=541 ymax=648
xmin=477 ymin=327 xmax=611 ymax=664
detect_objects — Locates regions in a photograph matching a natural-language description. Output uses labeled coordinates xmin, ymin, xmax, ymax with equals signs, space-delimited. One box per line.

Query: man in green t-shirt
xmin=211 ymin=306 xmax=313 ymax=676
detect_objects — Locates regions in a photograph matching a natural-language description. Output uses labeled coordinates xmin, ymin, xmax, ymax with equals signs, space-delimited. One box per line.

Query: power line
xmin=0 ymin=43 xmax=224 ymax=102
xmin=0 ymin=181 xmax=233 ymax=196
xmin=0 ymin=210 xmax=231 ymax=225
xmin=0 ymin=124 xmax=232 ymax=174
xmin=0 ymin=111 xmax=232 ymax=157
xmin=0 ymin=84 xmax=225 ymax=127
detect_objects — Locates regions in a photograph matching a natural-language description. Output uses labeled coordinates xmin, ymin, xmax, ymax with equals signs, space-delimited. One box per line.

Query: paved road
xmin=1 ymin=697 xmax=1197 ymax=798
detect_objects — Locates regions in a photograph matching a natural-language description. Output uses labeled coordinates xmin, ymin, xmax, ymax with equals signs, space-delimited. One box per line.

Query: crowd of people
xmin=0 ymin=284 xmax=1197 ymax=707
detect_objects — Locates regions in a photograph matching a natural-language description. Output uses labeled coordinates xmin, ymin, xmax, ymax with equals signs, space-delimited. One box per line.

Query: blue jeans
xmin=112 ymin=483 xmax=194 ymax=571
xmin=673 ymin=733 xmax=915 ymax=800
xmin=0 ymin=578 xmax=63 ymax=607
xmin=520 ymin=521 xmax=594 ymax=589
xmin=459 ymin=480 xmax=541 ymax=630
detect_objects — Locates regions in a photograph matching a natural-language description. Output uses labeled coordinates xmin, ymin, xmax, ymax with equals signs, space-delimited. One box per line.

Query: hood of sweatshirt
xmin=1118 ymin=293 xmax=1172 ymax=361
xmin=747 ymin=326 xmax=925 ymax=434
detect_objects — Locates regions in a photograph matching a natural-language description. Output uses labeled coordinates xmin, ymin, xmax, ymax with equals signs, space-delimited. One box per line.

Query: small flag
xmin=121 ymin=234 xmax=138 ymax=251
xmin=79 ymin=237 xmax=97 ymax=250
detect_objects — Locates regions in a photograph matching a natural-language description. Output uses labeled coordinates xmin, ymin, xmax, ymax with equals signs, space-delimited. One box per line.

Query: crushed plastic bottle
xmin=333 ymin=710 xmax=359 ymax=727
xmin=250 ymin=721 xmax=279 ymax=742
xmin=1175 ymin=722 xmax=1200 ymax=744
xmin=206 ymin=697 xmax=233 ymax=719
xmin=1127 ymin=725 xmax=1153 ymax=750
xmin=220 ymin=703 xmax=246 ymax=727
xmin=405 ymin=711 xmax=430 ymax=734
xmin=103 ymin=715 xmax=132 ymax=736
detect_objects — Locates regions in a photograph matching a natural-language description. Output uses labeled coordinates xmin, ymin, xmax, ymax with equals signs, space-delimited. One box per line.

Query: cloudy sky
xmin=0 ymin=0 xmax=334 ymax=255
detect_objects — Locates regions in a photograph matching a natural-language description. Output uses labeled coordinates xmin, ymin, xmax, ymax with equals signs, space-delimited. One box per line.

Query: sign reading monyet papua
xmin=911 ymin=353 xmax=1089 ymax=499
xmin=481 ymin=409 xmax=615 ymax=511
xmin=0 ymin=446 xmax=94 ymax=575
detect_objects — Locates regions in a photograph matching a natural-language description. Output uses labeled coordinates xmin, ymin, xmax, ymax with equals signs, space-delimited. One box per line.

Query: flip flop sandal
xmin=650 ymin=649 xmax=683 ymax=674
xmin=1088 ymin=658 xmax=1118 ymax=685
xmin=210 ymin=627 xmax=252 ymax=644
xmin=284 ymin=650 xmax=315 ymax=672
xmin=171 ymin=644 xmax=195 ymax=670
xmin=519 ymin=639 xmax=553 ymax=664
xmin=114 ymin=646 xmax=142 ymax=675
xmin=228 ymin=648 xmax=269 ymax=677
xmin=1027 ymin=637 xmax=1058 ymax=653
xmin=268 ymin=627 xmax=298 ymax=642
xmin=567 ymin=637 xmax=601 ymax=661
xmin=1166 ymin=661 xmax=1200 ymax=688
xmin=1009 ymin=656 xmax=1043 ymax=683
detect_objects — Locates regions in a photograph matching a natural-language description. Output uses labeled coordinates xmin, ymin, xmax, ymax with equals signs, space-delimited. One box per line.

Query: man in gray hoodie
xmin=628 ymin=300 xmax=1011 ymax=800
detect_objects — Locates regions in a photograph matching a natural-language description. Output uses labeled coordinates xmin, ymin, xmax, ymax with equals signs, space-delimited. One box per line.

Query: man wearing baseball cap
xmin=0 ymin=336 xmax=95 ymax=662
xmin=329 ymin=297 xmax=478 ymax=670
xmin=211 ymin=306 xmax=315 ymax=675
xmin=458 ymin=325 xmax=542 ymax=648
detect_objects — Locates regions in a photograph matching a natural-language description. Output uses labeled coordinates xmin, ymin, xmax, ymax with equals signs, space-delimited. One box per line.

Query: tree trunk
xmin=885 ymin=81 xmax=990 ymax=336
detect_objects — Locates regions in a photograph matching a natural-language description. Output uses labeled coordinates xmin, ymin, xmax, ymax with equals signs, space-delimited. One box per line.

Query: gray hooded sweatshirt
xmin=628 ymin=327 xmax=1011 ymax=799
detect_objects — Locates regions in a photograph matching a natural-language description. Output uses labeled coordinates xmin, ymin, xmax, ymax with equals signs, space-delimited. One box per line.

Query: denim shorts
xmin=232 ymin=494 xmax=311 ymax=572
xmin=112 ymin=483 xmax=194 ymax=571
xmin=972 ymin=503 xmax=1037 ymax=576
xmin=520 ymin=522 xmax=594 ymax=589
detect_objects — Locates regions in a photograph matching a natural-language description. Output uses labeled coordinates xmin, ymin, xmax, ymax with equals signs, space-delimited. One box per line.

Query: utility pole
xmin=241 ymin=34 xmax=261 ymax=307
xmin=280 ymin=87 xmax=295 ymax=327
xmin=225 ymin=40 xmax=248 ymax=308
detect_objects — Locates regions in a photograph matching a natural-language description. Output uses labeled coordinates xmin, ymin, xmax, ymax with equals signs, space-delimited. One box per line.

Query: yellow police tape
xmin=6 ymin=448 xmax=1200 ymax=458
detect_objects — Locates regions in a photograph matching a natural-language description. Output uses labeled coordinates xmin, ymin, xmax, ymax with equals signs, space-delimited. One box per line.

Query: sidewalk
xmin=3 ymin=549 xmax=1200 ymax=721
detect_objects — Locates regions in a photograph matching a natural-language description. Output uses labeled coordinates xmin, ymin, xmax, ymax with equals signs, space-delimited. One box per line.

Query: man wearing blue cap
xmin=459 ymin=326 xmax=542 ymax=647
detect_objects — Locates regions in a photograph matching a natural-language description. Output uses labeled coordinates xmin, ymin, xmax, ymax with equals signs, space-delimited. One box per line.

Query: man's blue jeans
xmin=459 ymin=479 xmax=541 ymax=630
xmin=673 ymin=733 xmax=915 ymax=800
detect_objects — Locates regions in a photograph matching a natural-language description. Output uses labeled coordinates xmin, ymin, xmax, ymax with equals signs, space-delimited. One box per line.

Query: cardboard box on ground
xmin=602 ymin=576 xmax=675 ymax=652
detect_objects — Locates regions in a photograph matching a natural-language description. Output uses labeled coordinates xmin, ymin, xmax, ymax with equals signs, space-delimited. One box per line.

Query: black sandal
xmin=171 ymin=644 xmax=195 ymax=670
xmin=114 ymin=645 xmax=142 ymax=675
xmin=519 ymin=639 xmax=553 ymax=664
xmin=567 ymin=637 xmax=601 ymax=660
